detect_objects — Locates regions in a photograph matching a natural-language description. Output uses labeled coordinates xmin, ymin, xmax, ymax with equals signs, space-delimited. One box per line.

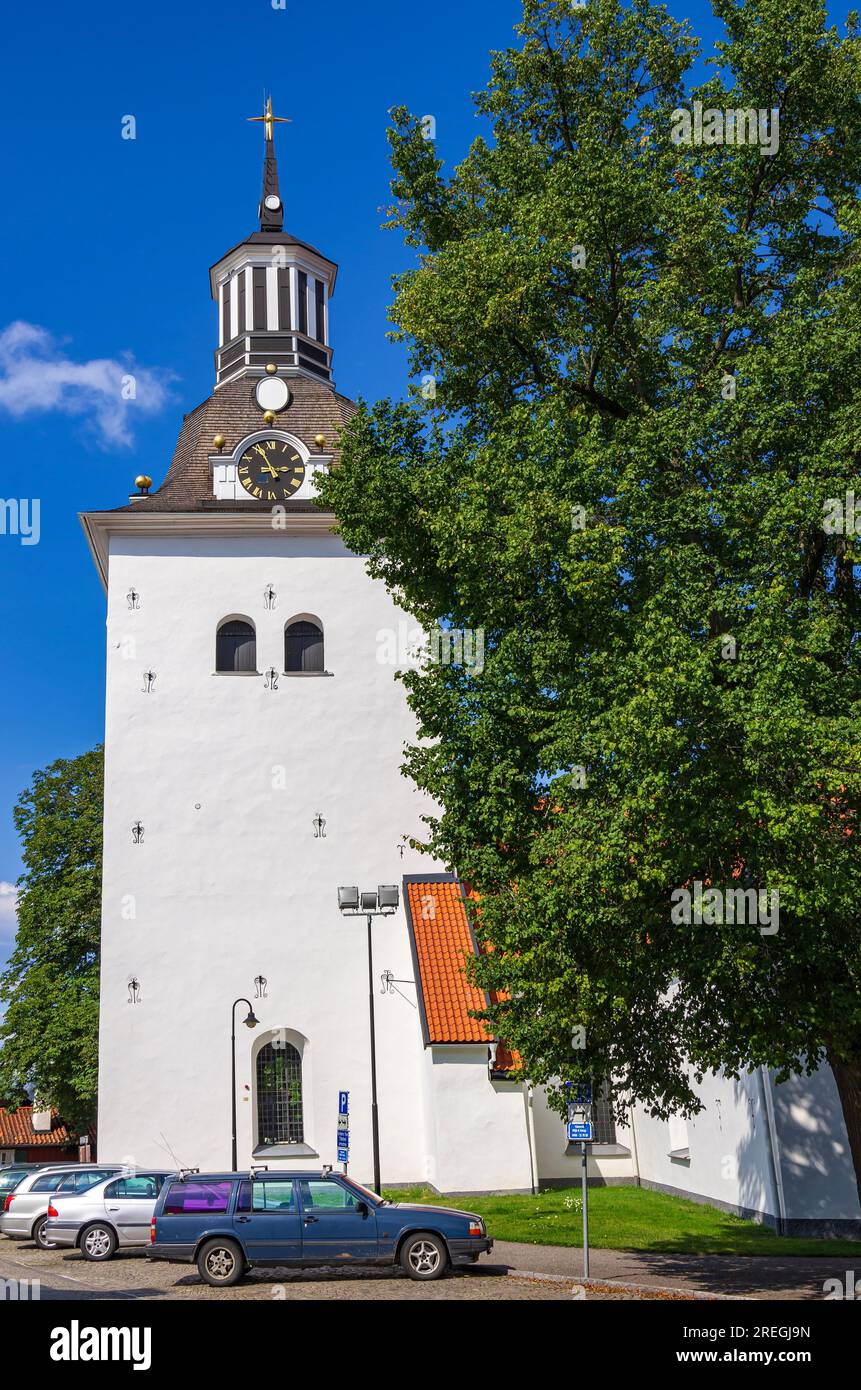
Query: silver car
xmin=47 ymin=1171 xmax=173 ymax=1260
xmin=0 ymin=1164 xmax=124 ymax=1249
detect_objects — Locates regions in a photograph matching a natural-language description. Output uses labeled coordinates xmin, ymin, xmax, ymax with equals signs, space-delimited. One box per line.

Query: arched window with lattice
xmin=256 ymin=1041 xmax=304 ymax=1147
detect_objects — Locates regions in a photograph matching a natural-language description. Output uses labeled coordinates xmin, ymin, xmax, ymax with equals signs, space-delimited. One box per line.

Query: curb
xmin=506 ymin=1266 xmax=745 ymax=1300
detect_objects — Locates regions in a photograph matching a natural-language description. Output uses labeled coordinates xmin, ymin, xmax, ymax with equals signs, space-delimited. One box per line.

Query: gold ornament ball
xmin=263 ymin=410 xmax=277 ymax=425
xmin=135 ymin=475 xmax=153 ymax=491
xmin=314 ymin=433 xmax=326 ymax=449
xmin=212 ymin=434 xmax=226 ymax=451
xmin=265 ymin=362 xmax=278 ymax=375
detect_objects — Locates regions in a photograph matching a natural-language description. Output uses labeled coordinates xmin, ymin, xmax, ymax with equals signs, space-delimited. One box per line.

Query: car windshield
xmin=341 ymin=1178 xmax=385 ymax=1207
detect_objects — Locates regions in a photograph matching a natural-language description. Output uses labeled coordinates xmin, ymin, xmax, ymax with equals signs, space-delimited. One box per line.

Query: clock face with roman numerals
xmin=237 ymin=438 xmax=305 ymax=501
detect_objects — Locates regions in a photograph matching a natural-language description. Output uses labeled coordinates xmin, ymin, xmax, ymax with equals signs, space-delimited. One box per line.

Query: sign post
xmin=566 ymin=1081 xmax=594 ymax=1280
xmin=581 ymin=1142 xmax=589 ymax=1278
xmin=337 ymin=1090 xmax=350 ymax=1172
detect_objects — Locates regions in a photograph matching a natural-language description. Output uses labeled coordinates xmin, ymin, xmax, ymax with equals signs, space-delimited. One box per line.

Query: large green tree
xmin=319 ymin=0 xmax=861 ymax=1199
xmin=0 ymin=747 xmax=103 ymax=1133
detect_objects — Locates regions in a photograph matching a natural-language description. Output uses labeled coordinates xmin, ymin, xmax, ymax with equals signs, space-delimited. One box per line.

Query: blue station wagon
xmin=148 ymin=1170 xmax=492 ymax=1285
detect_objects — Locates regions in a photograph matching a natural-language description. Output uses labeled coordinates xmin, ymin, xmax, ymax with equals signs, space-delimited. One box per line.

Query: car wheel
xmin=80 ymin=1223 xmax=118 ymax=1261
xmin=33 ymin=1216 xmax=54 ymax=1250
xmin=197 ymin=1238 xmax=244 ymax=1287
xmin=401 ymin=1232 xmax=448 ymax=1281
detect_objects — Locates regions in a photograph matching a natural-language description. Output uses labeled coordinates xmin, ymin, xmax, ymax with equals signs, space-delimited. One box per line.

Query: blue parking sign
xmin=567 ymin=1121 xmax=593 ymax=1142
xmin=338 ymin=1091 xmax=350 ymax=1165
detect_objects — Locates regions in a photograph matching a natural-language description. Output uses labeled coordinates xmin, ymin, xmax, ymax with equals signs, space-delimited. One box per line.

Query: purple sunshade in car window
xmin=164 ymin=1181 xmax=232 ymax=1214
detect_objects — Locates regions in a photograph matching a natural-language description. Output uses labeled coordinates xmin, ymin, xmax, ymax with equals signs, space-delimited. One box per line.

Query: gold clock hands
xmin=252 ymin=444 xmax=279 ymax=478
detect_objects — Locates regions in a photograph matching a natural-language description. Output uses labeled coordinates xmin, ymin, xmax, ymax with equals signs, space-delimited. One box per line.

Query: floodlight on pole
xmin=337 ymin=883 xmax=401 ymax=1193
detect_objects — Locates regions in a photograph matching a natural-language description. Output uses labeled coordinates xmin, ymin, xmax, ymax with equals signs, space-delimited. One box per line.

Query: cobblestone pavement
xmin=4 ymin=1236 xmax=831 ymax=1301
xmin=0 ymin=1240 xmax=692 ymax=1301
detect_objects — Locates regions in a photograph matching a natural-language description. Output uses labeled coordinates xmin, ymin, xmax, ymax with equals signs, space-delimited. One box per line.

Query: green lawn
xmin=383 ymin=1184 xmax=861 ymax=1257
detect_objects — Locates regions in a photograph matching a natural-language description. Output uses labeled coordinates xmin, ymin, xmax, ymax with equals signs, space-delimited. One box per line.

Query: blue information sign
xmin=339 ymin=1091 xmax=349 ymax=1115
xmin=567 ymin=1121 xmax=593 ymax=1142
xmin=337 ymin=1148 xmax=349 ymax=1163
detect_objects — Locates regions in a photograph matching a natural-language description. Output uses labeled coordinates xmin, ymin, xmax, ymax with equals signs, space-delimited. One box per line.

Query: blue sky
xmin=0 ymin=0 xmax=848 ymax=967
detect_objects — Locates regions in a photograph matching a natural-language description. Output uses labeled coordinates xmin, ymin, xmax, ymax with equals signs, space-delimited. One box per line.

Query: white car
xmin=46 ymin=1171 xmax=174 ymax=1260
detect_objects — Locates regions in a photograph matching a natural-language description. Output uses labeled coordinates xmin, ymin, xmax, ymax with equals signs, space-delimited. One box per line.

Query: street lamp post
xmin=337 ymin=885 xmax=399 ymax=1195
xmin=231 ymin=997 xmax=259 ymax=1170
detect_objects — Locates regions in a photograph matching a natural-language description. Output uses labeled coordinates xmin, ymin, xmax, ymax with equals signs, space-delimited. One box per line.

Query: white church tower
xmin=80 ymin=107 xmax=856 ymax=1226
xmin=80 ymin=105 xmax=537 ymax=1191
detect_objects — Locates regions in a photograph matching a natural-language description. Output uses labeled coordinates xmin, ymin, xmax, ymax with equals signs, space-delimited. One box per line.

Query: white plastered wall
xmin=97 ymin=526 xmax=440 ymax=1181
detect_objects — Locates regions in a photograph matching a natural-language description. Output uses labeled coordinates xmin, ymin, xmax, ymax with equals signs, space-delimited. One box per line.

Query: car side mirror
xmin=356 ymin=1200 xmax=369 ymax=1217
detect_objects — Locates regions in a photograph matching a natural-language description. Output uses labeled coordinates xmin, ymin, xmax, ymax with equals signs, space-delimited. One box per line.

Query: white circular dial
xmin=264 ymin=195 xmax=281 ymax=211
xmin=255 ymin=377 xmax=291 ymax=412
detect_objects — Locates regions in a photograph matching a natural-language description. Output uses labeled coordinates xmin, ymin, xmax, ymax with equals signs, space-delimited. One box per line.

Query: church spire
xmin=210 ymin=104 xmax=339 ymax=390
xmin=247 ymin=96 xmax=291 ymax=232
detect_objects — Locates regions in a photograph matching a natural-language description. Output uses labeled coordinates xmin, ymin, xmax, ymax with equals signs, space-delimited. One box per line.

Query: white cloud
xmin=0 ymin=881 xmax=18 ymax=951
xmin=0 ymin=321 xmax=175 ymax=448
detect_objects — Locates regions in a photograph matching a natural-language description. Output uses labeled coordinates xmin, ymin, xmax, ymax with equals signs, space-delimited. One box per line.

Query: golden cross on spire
xmin=247 ymin=95 xmax=291 ymax=142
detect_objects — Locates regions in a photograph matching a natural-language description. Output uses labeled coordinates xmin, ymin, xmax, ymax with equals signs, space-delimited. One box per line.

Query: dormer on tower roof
xmin=209 ymin=99 xmax=338 ymax=391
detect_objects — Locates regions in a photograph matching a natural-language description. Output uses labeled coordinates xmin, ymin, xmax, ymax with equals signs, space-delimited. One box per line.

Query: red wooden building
xmin=0 ymin=1104 xmax=82 ymax=1165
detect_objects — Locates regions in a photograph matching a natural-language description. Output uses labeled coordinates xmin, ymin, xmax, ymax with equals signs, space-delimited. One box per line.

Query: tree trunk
xmin=828 ymin=1051 xmax=861 ymax=1210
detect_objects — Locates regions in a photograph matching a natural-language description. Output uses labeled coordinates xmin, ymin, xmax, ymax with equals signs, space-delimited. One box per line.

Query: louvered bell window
xmin=216 ymin=620 xmax=257 ymax=672
xmin=285 ymin=620 xmax=324 ymax=673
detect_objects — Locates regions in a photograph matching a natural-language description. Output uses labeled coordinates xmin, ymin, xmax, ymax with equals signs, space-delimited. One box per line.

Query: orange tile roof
xmin=404 ymin=879 xmax=492 ymax=1044
xmin=0 ymin=1105 xmax=74 ymax=1147
xmin=491 ymin=1042 xmax=519 ymax=1073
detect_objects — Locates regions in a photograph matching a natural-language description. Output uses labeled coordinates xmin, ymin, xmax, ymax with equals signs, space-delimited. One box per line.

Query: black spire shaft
xmin=247 ymin=97 xmax=291 ymax=232
xmin=260 ymin=132 xmax=283 ymax=231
